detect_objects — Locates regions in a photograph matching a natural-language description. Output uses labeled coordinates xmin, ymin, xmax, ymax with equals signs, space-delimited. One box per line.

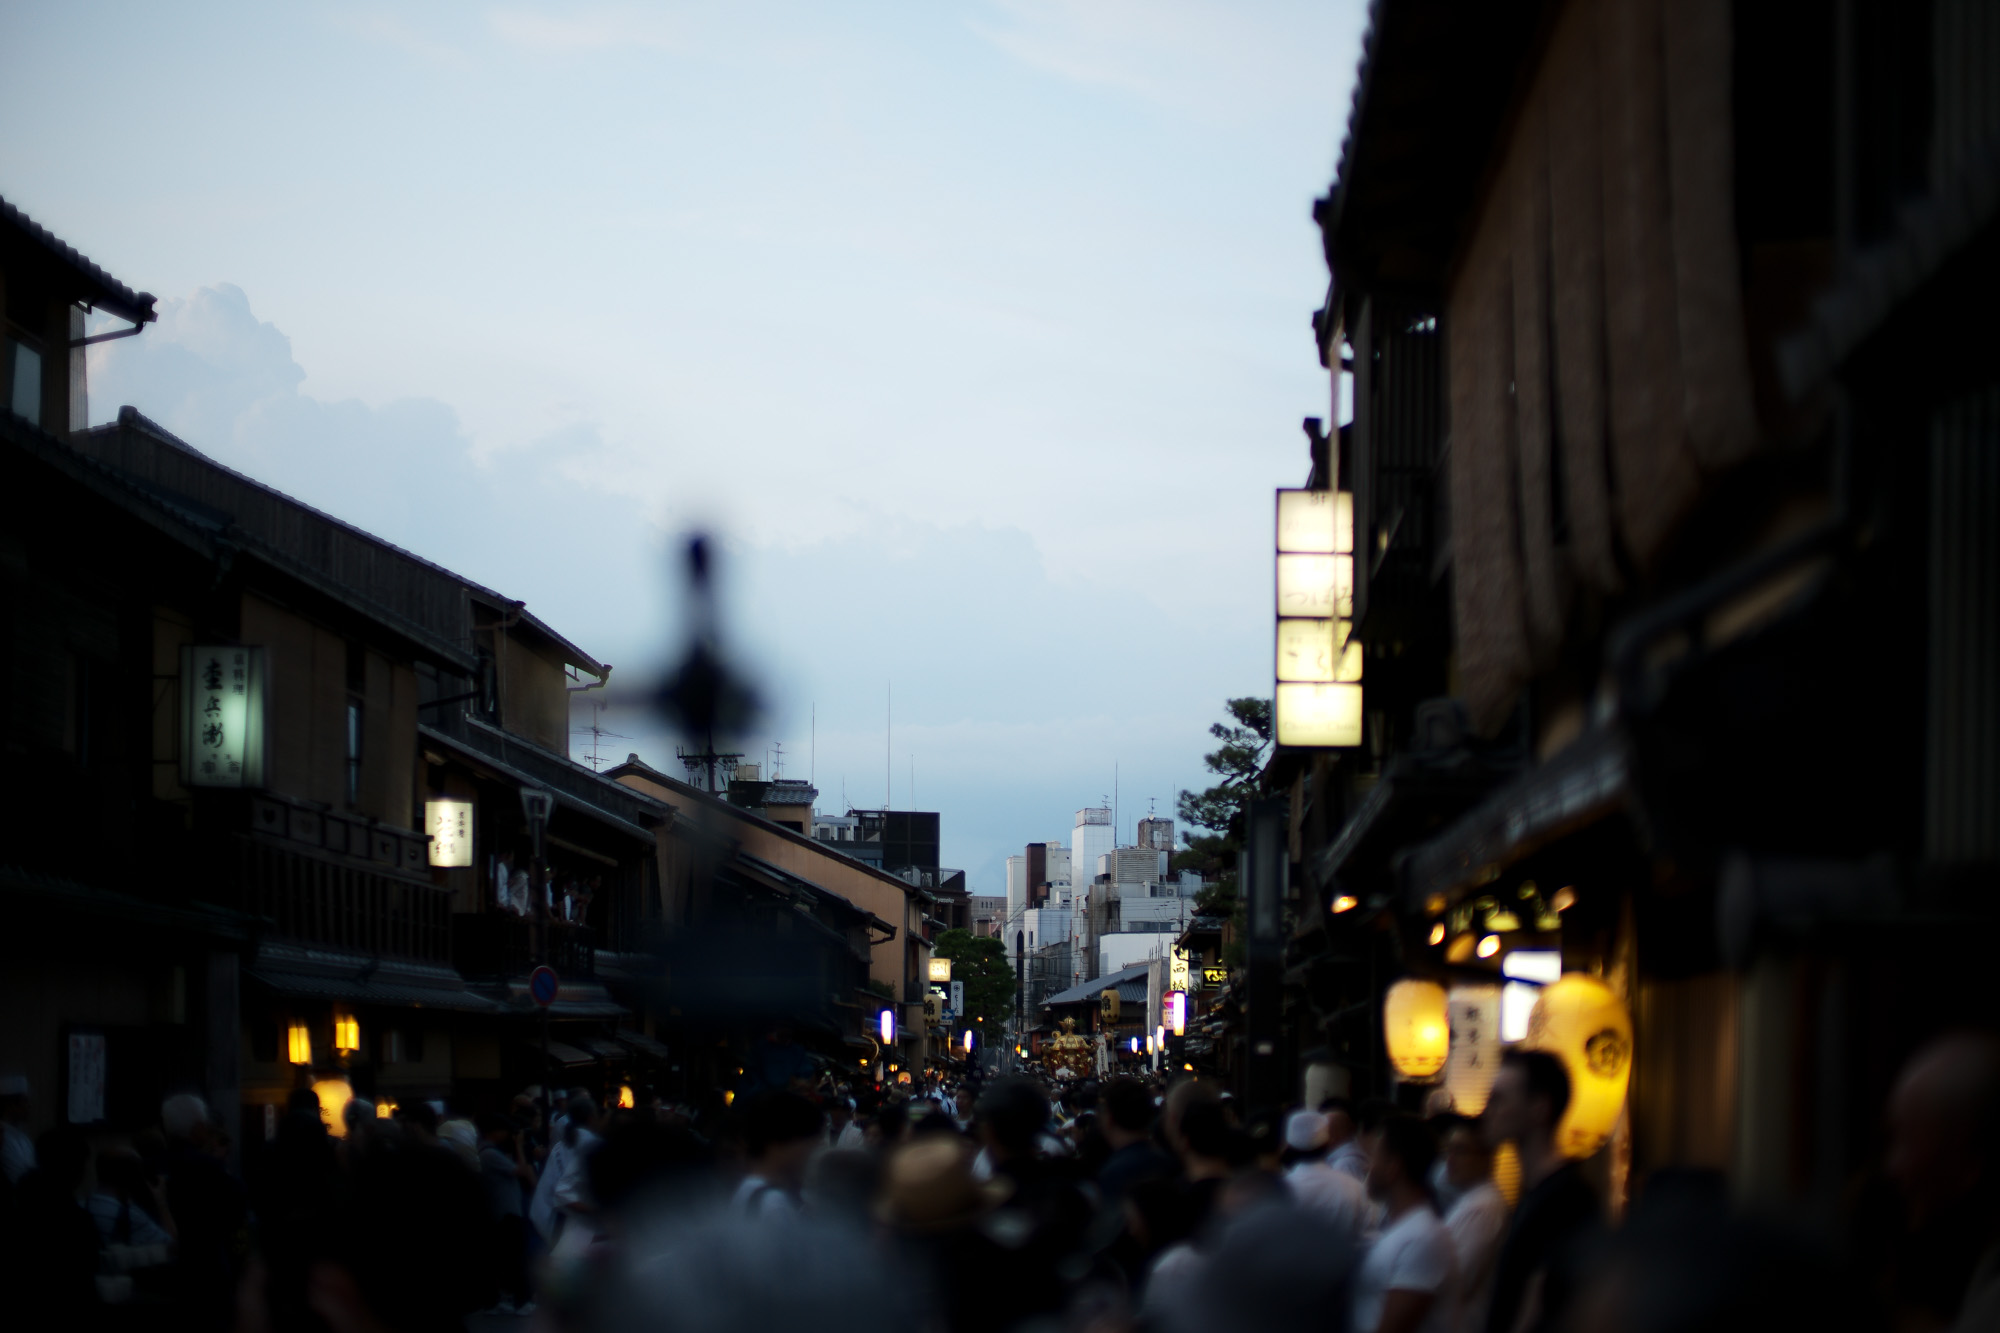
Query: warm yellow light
xmin=1446 ymin=934 xmax=1476 ymax=964
xmin=1485 ymin=910 xmax=1521 ymax=933
xmin=333 ymin=1011 xmax=359 ymax=1054
xmin=287 ymin=1022 xmax=312 ymax=1066
xmin=1550 ymin=886 xmax=1577 ymax=913
xmin=618 ymin=1084 xmax=635 ymax=1109
xmin=963 ymin=1031 xmax=974 ymax=1053
xmin=1476 ymin=935 xmax=1501 ymax=958
xmin=887 ymin=1062 xmax=899 ymax=1073
xmin=1183 ymin=1062 xmax=1194 ymax=1072
xmin=1331 ymin=895 xmax=1358 ymax=914
xmin=1424 ymin=894 xmax=1448 ymax=917
xmin=928 ymin=958 xmax=952 ymax=983
xmin=1274 ymin=682 xmax=1363 ymax=748
xmin=723 ymin=1090 xmax=735 ymax=1107
xmin=1428 ymin=922 xmax=1447 ymax=946
xmin=1383 ymin=979 xmax=1449 ymax=1079
xmin=1167 ymin=992 xmax=1187 ymax=1037
xmin=1527 ymin=974 xmax=1633 ymax=1159
xmin=312 ymin=1078 xmax=352 ymax=1138
xmin=375 ymin=1101 xmax=396 ymax=1119
xmin=897 ymin=1071 xmax=911 ymax=1085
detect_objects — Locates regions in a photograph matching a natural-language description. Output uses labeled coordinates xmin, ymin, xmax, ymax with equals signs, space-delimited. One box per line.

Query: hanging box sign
xmin=180 ymin=645 xmax=268 ymax=788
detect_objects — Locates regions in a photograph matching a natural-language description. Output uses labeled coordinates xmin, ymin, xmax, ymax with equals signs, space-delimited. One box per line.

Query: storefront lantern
xmin=287 ymin=1022 xmax=312 ymax=1066
xmin=313 ymin=1077 xmax=353 ymax=1138
xmin=879 ymin=1009 xmax=896 ymax=1044
xmin=1526 ymin=974 xmax=1634 ymax=1158
xmin=333 ymin=1010 xmax=360 ymax=1055
xmin=1382 ymin=978 xmax=1449 ymax=1079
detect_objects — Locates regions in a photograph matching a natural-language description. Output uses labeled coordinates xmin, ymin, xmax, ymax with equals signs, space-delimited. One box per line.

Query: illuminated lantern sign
xmin=1170 ymin=946 xmax=1191 ymax=993
xmin=180 ymin=645 xmax=267 ymax=787
xmin=1527 ymin=974 xmax=1634 ymax=1158
xmin=1165 ymin=990 xmax=1186 ymax=1037
xmin=928 ymin=958 xmax=953 ymax=983
xmin=426 ymin=799 xmax=474 ymax=867
xmin=1383 ymin=978 xmax=1449 ymax=1079
xmin=1444 ymin=985 xmax=1503 ymax=1114
xmin=1273 ymin=490 xmax=1362 ymax=748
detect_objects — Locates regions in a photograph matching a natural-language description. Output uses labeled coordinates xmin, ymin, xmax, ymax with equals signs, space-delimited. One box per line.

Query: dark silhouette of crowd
xmin=2 ymin=1028 xmax=1997 ymax=1331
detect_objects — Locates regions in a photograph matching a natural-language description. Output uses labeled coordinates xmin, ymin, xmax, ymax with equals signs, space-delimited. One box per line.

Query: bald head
xmin=1887 ymin=1031 xmax=2000 ymax=1226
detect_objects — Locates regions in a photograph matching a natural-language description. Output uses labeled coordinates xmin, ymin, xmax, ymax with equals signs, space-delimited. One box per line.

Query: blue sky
xmin=2 ymin=1 xmax=1364 ymax=891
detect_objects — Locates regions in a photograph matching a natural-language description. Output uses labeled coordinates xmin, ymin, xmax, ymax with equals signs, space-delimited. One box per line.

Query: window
xmin=8 ymin=338 xmax=40 ymax=426
xmin=346 ymin=700 xmax=362 ymax=805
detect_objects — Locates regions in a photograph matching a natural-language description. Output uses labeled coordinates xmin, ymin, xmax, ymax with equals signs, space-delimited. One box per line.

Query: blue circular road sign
xmin=529 ymin=965 xmax=560 ymax=1008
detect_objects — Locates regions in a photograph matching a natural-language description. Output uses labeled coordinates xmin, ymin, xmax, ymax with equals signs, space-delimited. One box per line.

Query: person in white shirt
xmin=1438 ymin=1118 xmax=1508 ymax=1333
xmin=1282 ymin=1109 xmax=1377 ymax=1247
xmin=732 ymin=1090 xmax=824 ymax=1218
xmin=1324 ymin=1097 xmax=1369 ymax=1182
xmin=1352 ymin=1115 xmax=1457 ymax=1333
xmin=529 ymin=1092 xmax=600 ymax=1245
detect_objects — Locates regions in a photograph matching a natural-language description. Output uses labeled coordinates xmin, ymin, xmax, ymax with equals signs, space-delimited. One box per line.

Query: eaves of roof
xmin=0 ymin=194 xmax=156 ymax=325
xmin=6 ymin=412 xmax=478 ymax=671
xmin=422 ymin=718 xmax=669 ymax=845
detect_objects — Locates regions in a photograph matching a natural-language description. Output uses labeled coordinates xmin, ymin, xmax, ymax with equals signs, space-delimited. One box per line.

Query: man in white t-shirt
xmin=1282 ymin=1109 xmax=1377 ymax=1247
xmin=1439 ymin=1119 xmax=1508 ymax=1333
xmin=1352 ymin=1115 xmax=1457 ymax=1333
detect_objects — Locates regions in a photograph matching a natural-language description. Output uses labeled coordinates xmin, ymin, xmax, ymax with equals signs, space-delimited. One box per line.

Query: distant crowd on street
xmin=2 ymin=1028 xmax=1998 ymax=1331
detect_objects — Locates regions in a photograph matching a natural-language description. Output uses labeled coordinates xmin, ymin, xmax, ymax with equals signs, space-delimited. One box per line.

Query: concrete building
xmin=1005 ymin=854 xmax=1027 ymax=923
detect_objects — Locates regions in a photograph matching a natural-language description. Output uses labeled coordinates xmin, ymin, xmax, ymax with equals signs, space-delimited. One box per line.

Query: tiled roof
xmin=0 ymin=194 xmax=156 ymax=324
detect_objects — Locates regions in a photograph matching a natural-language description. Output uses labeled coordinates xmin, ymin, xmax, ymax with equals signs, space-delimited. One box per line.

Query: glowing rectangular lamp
xmin=1275 ymin=683 xmax=1364 ymax=748
xmin=287 ymin=1022 xmax=312 ymax=1066
xmin=928 ymin=957 xmax=952 ymax=983
xmin=181 ymin=645 xmax=267 ymax=788
xmin=1276 ymin=490 xmax=1354 ymax=554
xmin=425 ymin=799 xmax=474 ymax=868
xmin=332 ymin=1011 xmax=359 ymax=1054
xmin=1276 ymin=619 xmax=1364 ymax=683
xmin=1165 ymin=991 xmax=1186 ymax=1037
xmin=1275 ymin=554 xmax=1355 ymax=620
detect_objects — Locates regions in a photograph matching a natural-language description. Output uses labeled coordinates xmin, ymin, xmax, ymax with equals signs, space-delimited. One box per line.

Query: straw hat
xmin=874 ymin=1137 xmax=1011 ymax=1233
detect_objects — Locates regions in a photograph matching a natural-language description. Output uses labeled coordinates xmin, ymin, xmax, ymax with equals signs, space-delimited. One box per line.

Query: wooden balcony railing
xmin=233 ymin=835 xmax=451 ymax=964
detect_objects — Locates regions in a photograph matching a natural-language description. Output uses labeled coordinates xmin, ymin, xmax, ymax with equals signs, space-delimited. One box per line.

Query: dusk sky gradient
xmin=1 ymin=1 xmax=1366 ymax=891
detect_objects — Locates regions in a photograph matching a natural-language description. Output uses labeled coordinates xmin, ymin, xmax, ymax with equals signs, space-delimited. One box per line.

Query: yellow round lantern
xmin=311 ymin=1077 xmax=353 ymax=1138
xmin=1383 ymin=979 xmax=1449 ymax=1079
xmin=1525 ymin=973 xmax=1633 ymax=1158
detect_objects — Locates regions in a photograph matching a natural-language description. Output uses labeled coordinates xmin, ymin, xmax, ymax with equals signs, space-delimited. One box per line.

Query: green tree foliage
xmin=931 ymin=929 xmax=1015 ymax=1033
xmin=1174 ymin=696 xmax=1272 ymax=915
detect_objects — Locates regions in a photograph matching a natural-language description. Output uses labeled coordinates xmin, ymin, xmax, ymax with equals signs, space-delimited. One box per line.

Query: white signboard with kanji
xmin=180 ymin=645 xmax=266 ymax=787
xmin=426 ymin=799 xmax=475 ymax=867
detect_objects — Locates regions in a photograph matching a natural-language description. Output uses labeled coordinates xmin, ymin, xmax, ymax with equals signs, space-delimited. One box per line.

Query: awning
xmin=248 ymin=943 xmax=503 ymax=1013
xmin=526 ymin=1039 xmax=596 ymax=1067
xmin=615 ymin=1031 xmax=672 ymax=1061
xmin=580 ymin=1037 xmax=627 ymax=1060
xmin=1402 ymin=726 xmax=1630 ymax=907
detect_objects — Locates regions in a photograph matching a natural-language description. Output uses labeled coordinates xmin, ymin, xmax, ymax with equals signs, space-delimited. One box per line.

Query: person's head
xmin=343 ymin=1098 xmax=376 ymax=1136
xmin=1364 ymin=1114 xmax=1437 ymax=1205
xmin=974 ymin=1077 xmax=1049 ymax=1161
xmin=475 ymin=1112 xmax=515 ymax=1146
xmin=1887 ymin=1029 xmax=2000 ymax=1230
xmin=1284 ymin=1109 xmax=1331 ymax=1161
xmin=161 ymin=1092 xmax=212 ymax=1145
xmin=740 ymin=1090 xmax=823 ymax=1190
xmin=560 ymin=1091 xmax=597 ymax=1147
xmin=1164 ymin=1077 xmax=1222 ymax=1155
xmin=955 ymin=1086 xmax=976 ymax=1117
xmin=1485 ymin=1049 xmax=1571 ymax=1151
xmin=1319 ymin=1096 xmax=1357 ymax=1148
xmin=1440 ymin=1117 xmax=1493 ymax=1191
xmin=1100 ymin=1077 xmax=1157 ymax=1149
xmin=1179 ymin=1099 xmax=1234 ymax=1171
xmin=827 ymin=1098 xmax=853 ymax=1129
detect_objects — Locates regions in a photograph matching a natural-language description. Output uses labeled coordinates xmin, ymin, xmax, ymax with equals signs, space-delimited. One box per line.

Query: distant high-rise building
xmin=1073 ymin=807 xmax=1113 ymax=892
xmin=1137 ymin=815 xmax=1175 ymax=853
xmin=1006 ymin=854 xmax=1027 ymax=923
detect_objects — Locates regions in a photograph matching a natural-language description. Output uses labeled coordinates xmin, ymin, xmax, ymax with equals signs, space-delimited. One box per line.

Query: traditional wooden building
xmin=1261 ymin=0 xmax=2000 ymax=1212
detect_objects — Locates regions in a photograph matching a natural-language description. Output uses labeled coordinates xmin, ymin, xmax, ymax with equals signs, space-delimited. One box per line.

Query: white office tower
xmin=1006 ymin=854 xmax=1027 ymax=924
xmin=1046 ymin=842 xmax=1071 ymax=903
xmin=1074 ymin=807 xmax=1113 ymax=893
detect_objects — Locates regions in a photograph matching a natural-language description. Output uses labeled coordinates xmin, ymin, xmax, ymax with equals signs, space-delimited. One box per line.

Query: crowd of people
xmin=0 ymin=1029 xmax=1996 ymax=1332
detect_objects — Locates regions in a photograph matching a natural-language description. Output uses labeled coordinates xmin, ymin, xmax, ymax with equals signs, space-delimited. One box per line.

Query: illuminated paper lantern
xmin=287 ymin=1022 xmax=312 ymax=1066
xmin=333 ymin=1011 xmax=360 ymax=1055
xmin=1444 ymin=984 xmax=1503 ymax=1114
xmin=1526 ymin=974 xmax=1633 ymax=1158
xmin=1383 ymin=979 xmax=1449 ymax=1079
xmin=312 ymin=1078 xmax=352 ymax=1138
xmin=879 ymin=1009 xmax=895 ymax=1044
